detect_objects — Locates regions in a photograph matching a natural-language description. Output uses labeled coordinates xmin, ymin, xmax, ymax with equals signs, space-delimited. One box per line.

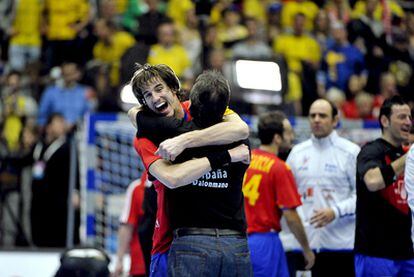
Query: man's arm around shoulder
xmin=149 ymin=143 xmax=250 ymax=189
xmin=157 ymin=112 xmax=249 ymax=161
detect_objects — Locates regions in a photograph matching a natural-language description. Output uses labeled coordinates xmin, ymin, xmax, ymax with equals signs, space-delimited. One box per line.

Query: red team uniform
xmin=133 ymin=101 xmax=192 ymax=276
xmin=119 ymin=172 xmax=148 ymax=276
xmin=243 ymin=149 xmax=302 ymax=277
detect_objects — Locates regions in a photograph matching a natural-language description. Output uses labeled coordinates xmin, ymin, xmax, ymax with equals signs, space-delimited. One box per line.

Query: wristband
xmin=380 ymin=164 xmax=396 ymax=187
xmin=207 ymin=151 xmax=231 ymax=170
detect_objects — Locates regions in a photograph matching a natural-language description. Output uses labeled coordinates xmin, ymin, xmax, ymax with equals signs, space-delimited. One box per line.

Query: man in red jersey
xmin=243 ymin=111 xmax=315 ymax=277
xmin=114 ymin=172 xmax=149 ymax=277
xmin=128 ymin=64 xmax=249 ymax=277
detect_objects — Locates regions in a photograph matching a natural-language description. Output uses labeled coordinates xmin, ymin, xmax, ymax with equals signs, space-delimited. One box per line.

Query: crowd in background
xmin=0 ymin=0 xmax=413 ymax=248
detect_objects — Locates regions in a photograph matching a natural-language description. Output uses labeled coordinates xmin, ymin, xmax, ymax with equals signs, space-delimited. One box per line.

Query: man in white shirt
xmin=281 ymin=99 xmax=360 ymax=277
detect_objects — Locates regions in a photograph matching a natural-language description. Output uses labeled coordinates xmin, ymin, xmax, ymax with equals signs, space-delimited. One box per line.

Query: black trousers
xmin=286 ymin=250 xmax=355 ymax=277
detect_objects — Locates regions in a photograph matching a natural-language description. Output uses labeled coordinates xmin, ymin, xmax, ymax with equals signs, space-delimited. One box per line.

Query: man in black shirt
xmin=131 ymin=69 xmax=252 ymax=276
xmin=355 ymin=95 xmax=413 ymax=276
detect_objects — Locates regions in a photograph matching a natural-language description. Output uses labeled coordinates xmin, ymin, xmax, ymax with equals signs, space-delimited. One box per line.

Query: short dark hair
xmin=189 ymin=70 xmax=230 ymax=128
xmin=46 ymin=113 xmax=65 ymax=127
xmin=258 ymin=111 xmax=286 ymax=145
xmin=379 ymin=95 xmax=408 ymax=131
xmin=130 ymin=63 xmax=181 ymax=106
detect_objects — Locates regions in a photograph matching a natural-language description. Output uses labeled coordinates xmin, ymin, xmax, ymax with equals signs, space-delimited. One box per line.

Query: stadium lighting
xmin=235 ymin=60 xmax=282 ymax=91
xmin=120 ymin=84 xmax=139 ymax=104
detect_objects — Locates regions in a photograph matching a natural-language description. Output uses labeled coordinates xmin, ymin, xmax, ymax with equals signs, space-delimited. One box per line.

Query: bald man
xmin=281 ymin=99 xmax=360 ymax=277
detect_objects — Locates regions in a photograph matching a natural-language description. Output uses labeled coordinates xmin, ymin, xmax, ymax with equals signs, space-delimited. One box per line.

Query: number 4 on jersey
xmin=242 ymin=174 xmax=262 ymax=206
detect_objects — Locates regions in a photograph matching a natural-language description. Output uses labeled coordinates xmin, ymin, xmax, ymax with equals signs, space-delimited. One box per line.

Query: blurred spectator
xmin=232 ymin=17 xmax=273 ymax=60
xmin=386 ymin=29 xmax=414 ymax=103
xmin=31 ymin=113 xmax=79 ymax=247
xmin=7 ymin=0 xmax=43 ymax=72
xmin=99 ymin=0 xmax=121 ymax=26
xmin=406 ymin=12 xmax=414 ymax=56
xmin=19 ymin=124 xmax=39 ymax=245
xmin=324 ymin=0 xmax=352 ymax=24
xmin=89 ymin=65 xmax=122 ymax=112
xmin=177 ymin=8 xmax=203 ymax=76
xmin=216 ymin=5 xmax=248 ymax=49
xmin=121 ymin=0 xmax=146 ymax=34
xmin=281 ymin=0 xmax=319 ymax=32
xmin=266 ymin=2 xmax=283 ymax=45
xmin=93 ymin=18 xmax=135 ymax=87
xmin=312 ymin=10 xmax=332 ymax=52
xmin=352 ymin=0 xmax=404 ymax=26
xmin=372 ymin=72 xmax=398 ymax=117
xmin=202 ymin=24 xmax=223 ymax=69
xmin=242 ymin=0 xmax=267 ymax=23
xmin=326 ymin=86 xmax=346 ymax=114
xmin=207 ymin=48 xmax=227 ymax=73
xmin=348 ymin=0 xmax=388 ymax=93
xmin=43 ymin=0 xmax=91 ymax=69
xmin=166 ymin=0 xmax=194 ymax=27
xmin=274 ymin=12 xmax=321 ymax=115
xmin=136 ymin=0 xmax=170 ymax=45
xmin=318 ymin=22 xmax=365 ymax=95
xmin=209 ymin=0 xmax=234 ymax=24
xmin=1 ymin=71 xmax=38 ymax=152
xmin=147 ymin=20 xmax=192 ymax=79
xmin=0 ymin=0 xmax=13 ymax=62
xmin=355 ymin=92 xmax=375 ymax=120
xmin=37 ymin=62 xmax=95 ymax=129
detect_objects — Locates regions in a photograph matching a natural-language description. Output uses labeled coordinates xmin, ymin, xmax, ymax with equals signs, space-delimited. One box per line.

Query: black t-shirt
xmin=355 ymin=138 xmax=413 ymax=260
xmin=136 ymin=112 xmax=249 ymax=233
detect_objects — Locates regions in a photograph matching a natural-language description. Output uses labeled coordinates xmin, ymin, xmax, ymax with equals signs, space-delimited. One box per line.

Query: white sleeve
xmin=405 ymin=146 xmax=414 ymax=214
xmin=333 ymin=147 xmax=359 ymax=218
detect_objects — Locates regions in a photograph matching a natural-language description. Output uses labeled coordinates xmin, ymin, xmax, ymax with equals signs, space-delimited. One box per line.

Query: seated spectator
xmin=326 ymin=87 xmax=346 ymax=115
xmin=136 ymin=0 xmax=170 ymax=45
xmin=202 ymin=24 xmax=223 ymax=69
xmin=324 ymin=0 xmax=352 ymax=24
xmin=37 ymin=63 xmax=96 ymax=129
xmin=7 ymin=0 xmax=43 ymax=72
xmin=232 ymin=17 xmax=273 ymax=60
xmin=93 ymin=18 xmax=135 ymax=87
xmin=312 ymin=10 xmax=332 ymax=53
xmin=274 ymin=12 xmax=321 ymax=115
xmin=386 ymin=29 xmax=414 ymax=103
xmin=242 ymin=0 xmax=267 ymax=23
xmin=352 ymin=0 xmax=404 ymax=24
xmin=43 ymin=0 xmax=91 ymax=69
xmin=177 ymin=8 xmax=203 ymax=76
xmin=372 ymin=72 xmax=398 ymax=117
xmin=281 ymin=0 xmax=319 ymax=32
xmin=1 ymin=71 xmax=37 ymax=152
xmin=347 ymin=0 xmax=388 ymax=93
xmin=318 ymin=22 xmax=365 ymax=94
xmin=355 ymin=92 xmax=375 ymax=120
xmin=216 ymin=5 xmax=248 ymax=49
xmin=166 ymin=0 xmax=194 ymax=27
xmin=147 ymin=19 xmax=192 ymax=79
xmin=266 ymin=3 xmax=283 ymax=45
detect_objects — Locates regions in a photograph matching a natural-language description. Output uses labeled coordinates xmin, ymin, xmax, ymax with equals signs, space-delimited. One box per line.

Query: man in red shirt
xmin=128 ymin=64 xmax=249 ymax=276
xmin=114 ymin=172 xmax=148 ymax=277
xmin=243 ymin=111 xmax=315 ymax=276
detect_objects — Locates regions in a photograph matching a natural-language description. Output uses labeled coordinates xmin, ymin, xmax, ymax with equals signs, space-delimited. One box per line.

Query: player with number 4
xmin=243 ymin=111 xmax=315 ymax=277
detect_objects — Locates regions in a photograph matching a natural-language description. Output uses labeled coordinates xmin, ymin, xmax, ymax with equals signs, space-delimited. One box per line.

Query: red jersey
xmin=119 ymin=172 xmax=147 ymax=275
xmin=243 ymin=149 xmax=302 ymax=234
xmin=133 ymin=101 xmax=191 ymax=255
